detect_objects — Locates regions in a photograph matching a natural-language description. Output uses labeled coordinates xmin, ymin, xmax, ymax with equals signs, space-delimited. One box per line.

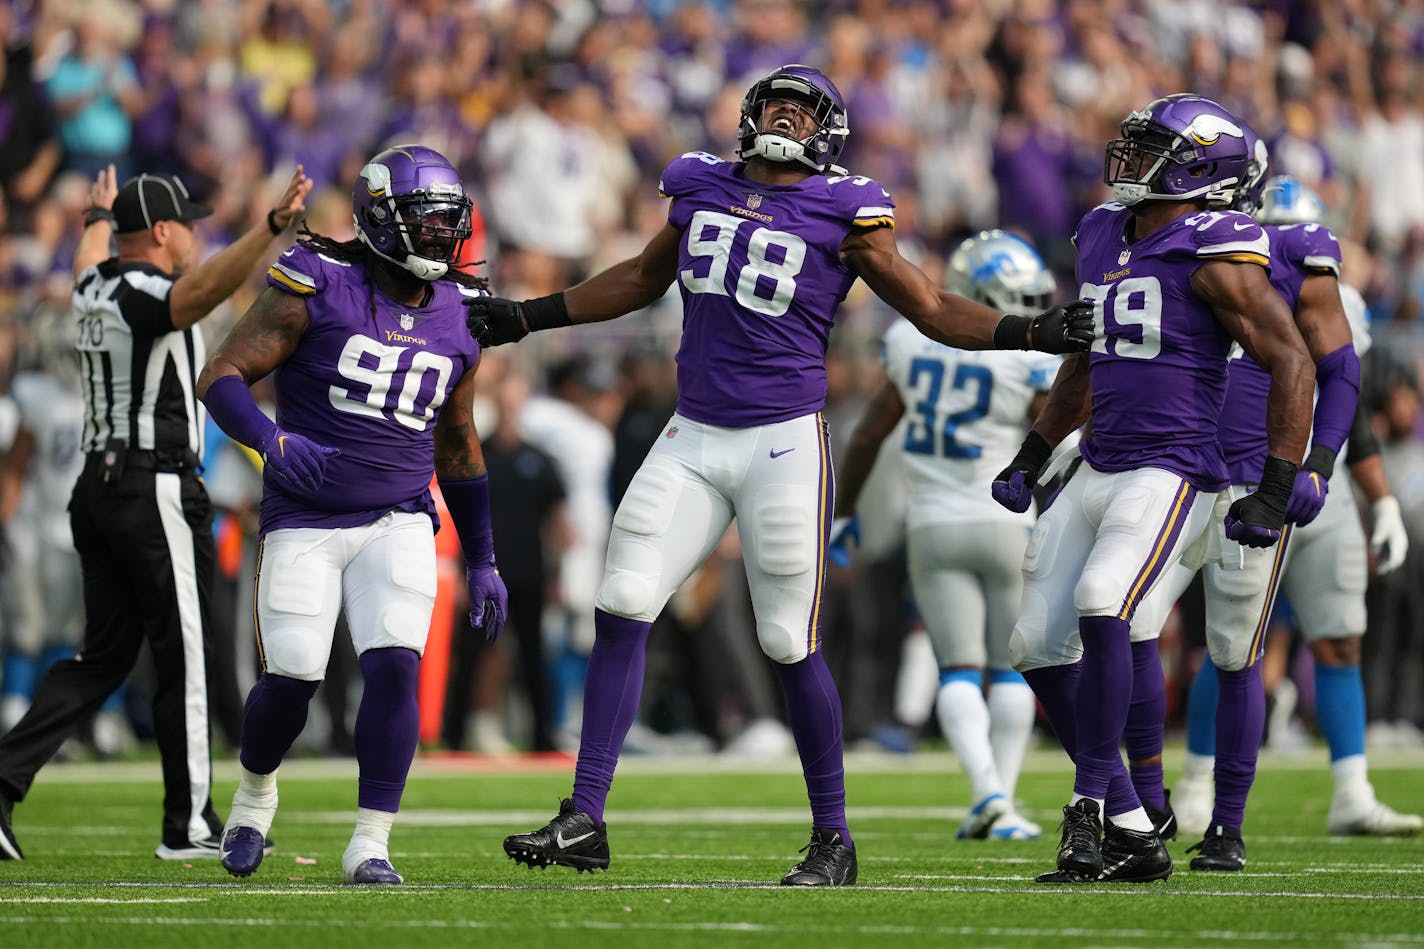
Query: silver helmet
xmin=946 ymin=230 xmax=1055 ymax=317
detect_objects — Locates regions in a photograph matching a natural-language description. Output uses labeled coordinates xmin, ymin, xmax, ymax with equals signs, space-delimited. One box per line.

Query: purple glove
xmin=991 ymin=470 xmax=1034 ymax=513
xmin=991 ymin=431 xmax=1053 ymax=514
xmin=1224 ymin=456 xmax=1296 ymax=548
xmin=466 ymin=562 xmax=508 ymax=641
xmin=1284 ymin=467 xmax=1328 ymax=526
xmin=259 ymin=429 xmax=340 ymax=494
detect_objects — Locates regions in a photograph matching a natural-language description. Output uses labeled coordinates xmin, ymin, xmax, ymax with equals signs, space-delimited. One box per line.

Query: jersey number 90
xmin=681 ymin=210 xmax=806 ymax=317
xmin=328 ymin=335 xmax=454 ymax=432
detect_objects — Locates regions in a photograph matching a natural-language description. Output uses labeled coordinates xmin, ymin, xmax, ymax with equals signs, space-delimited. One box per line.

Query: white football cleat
xmin=957 ymin=793 xmax=1010 ymax=839
xmin=987 ymin=809 xmax=1042 ymax=840
xmin=1328 ymin=794 xmax=1423 ymax=837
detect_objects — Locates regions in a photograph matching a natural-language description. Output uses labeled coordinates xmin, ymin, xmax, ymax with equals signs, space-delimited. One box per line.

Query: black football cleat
xmin=1144 ymin=789 xmax=1178 ymax=841
xmin=1186 ymin=824 xmax=1246 ymax=871
xmin=1051 ymin=799 xmax=1104 ymax=879
xmin=503 ymin=798 xmax=610 ymax=872
xmin=0 ymin=793 xmax=22 ymax=861
xmin=781 ymin=827 xmax=857 ymax=886
xmin=1097 ymin=821 xmax=1173 ymax=882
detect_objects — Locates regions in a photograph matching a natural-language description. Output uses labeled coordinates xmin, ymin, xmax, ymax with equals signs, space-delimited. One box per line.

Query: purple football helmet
xmin=353 ymin=145 xmax=473 ymax=281
xmin=1104 ymin=94 xmax=1253 ymax=208
xmin=737 ymin=64 xmax=849 ymax=174
xmin=1232 ymin=123 xmax=1271 ymax=216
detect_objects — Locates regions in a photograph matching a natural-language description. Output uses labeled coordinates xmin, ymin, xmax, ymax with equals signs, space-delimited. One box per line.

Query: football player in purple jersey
xmin=470 ymin=64 xmax=1093 ymax=886
xmin=1124 ymin=164 xmax=1420 ymax=866
xmin=197 ymin=145 xmax=508 ymax=885
xmin=994 ymin=95 xmax=1315 ymax=884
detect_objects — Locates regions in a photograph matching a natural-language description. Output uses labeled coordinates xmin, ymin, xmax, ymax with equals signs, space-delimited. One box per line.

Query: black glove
xmin=991 ymin=431 xmax=1054 ymax=513
xmin=464 ymin=296 xmax=529 ymax=347
xmin=994 ymin=301 xmax=1095 ymax=354
xmin=1224 ymin=456 xmax=1297 ymax=548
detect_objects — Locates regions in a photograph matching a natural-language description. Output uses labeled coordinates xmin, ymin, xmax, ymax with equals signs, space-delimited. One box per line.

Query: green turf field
xmin=1 ymin=747 xmax=1420 ymax=947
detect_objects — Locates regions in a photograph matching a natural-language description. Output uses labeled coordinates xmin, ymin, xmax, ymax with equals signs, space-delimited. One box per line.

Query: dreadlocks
xmin=295 ymin=225 xmax=490 ymax=293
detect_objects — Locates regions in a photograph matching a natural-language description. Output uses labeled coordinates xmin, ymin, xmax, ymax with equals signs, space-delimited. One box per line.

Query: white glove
xmin=1370 ymin=495 xmax=1409 ymax=575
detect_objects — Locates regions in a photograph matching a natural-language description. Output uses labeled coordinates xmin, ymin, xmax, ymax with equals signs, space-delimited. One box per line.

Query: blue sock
xmin=941 ymin=668 xmax=984 ymax=688
xmin=1186 ymin=655 xmax=1219 ymax=757
xmin=1 ymin=652 xmax=37 ymax=697
xmin=1315 ymin=664 xmax=1366 ymax=761
xmin=39 ymin=645 xmax=74 ymax=678
xmin=101 ymin=685 xmax=126 ymax=714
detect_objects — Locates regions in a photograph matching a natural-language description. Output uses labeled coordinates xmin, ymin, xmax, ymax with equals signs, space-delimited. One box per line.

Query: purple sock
xmin=1074 ymin=616 xmax=1134 ymax=803
xmin=238 ymin=673 xmax=320 ymax=775
xmin=776 ymin=650 xmax=851 ymax=846
xmin=1126 ymin=639 xmax=1168 ymax=810
xmin=571 ymin=610 xmax=652 ymax=824
xmin=1023 ymin=662 xmax=1081 ymax=759
xmin=1212 ymin=662 xmax=1265 ymax=833
xmin=354 ymin=648 xmax=420 ymax=813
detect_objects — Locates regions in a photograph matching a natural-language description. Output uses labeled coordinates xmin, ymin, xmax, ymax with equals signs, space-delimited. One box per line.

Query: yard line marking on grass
xmin=5 ymin=916 xmax=1424 ymax=943
xmin=0 ymin=898 xmax=206 ymax=904
xmin=5 ymin=880 xmax=1422 ymax=900
xmin=296 ymin=805 xmax=969 ymax=826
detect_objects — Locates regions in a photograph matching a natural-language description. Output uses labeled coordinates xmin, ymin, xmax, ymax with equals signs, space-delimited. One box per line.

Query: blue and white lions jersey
xmin=881 ymin=319 xmax=1058 ymax=526
xmin=12 ymin=371 xmax=86 ymax=530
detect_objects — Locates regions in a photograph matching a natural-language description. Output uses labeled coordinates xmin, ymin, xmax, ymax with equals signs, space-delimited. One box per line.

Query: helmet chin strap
xmin=751 ymin=133 xmax=816 ymax=171
xmin=1112 ymin=183 xmax=1151 ymax=206
xmin=356 ymin=229 xmax=449 ymax=281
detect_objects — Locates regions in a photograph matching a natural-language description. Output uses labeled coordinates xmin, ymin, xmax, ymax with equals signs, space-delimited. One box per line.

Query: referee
xmin=0 ymin=165 xmax=312 ymax=861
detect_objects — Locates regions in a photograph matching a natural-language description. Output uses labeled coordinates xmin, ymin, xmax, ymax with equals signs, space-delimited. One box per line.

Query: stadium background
xmin=1 ymin=0 xmax=1423 ymax=762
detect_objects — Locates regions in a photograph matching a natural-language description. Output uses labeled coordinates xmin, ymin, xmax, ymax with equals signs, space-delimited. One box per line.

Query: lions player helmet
xmin=1256 ymin=175 xmax=1326 ymax=225
xmin=1232 ymin=124 xmax=1271 ymax=216
xmin=737 ymin=64 xmax=850 ymax=174
xmin=946 ymin=230 xmax=1055 ymax=317
xmin=353 ymin=145 xmax=474 ymax=281
xmin=1104 ymin=94 xmax=1253 ymax=208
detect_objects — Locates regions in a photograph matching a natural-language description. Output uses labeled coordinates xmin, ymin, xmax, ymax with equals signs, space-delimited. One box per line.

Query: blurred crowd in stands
xmin=1 ymin=0 xmax=1423 ymax=760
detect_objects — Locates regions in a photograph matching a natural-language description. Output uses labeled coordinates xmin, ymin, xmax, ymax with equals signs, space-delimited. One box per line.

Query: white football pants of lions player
xmin=596 ymin=412 xmax=832 ymax=664
xmin=255 ymin=512 xmax=437 ymax=680
xmin=1011 ymin=464 xmax=1218 ymax=672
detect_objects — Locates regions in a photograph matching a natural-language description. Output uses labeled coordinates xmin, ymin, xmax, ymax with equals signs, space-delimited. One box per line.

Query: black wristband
xmin=84 ymin=207 xmax=116 ymax=227
xmin=992 ymin=314 xmax=1031 ymax=350
xmin=1302 ymin=444 xmax=1338 ymax=479
xmin=1014 ymin=431 xmax=1055 ymax=478
xmin=521 ymin=292 xmax=572 ymax=332
xmin=1257 ymin=455 xmax=1299 ymax=506
xmin=266 ymin=209 xmax=282 ymax=236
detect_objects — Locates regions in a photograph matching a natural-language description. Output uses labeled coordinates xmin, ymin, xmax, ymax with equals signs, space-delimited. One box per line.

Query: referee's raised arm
xmin=166 ymin=167 xmax=313 ymax=328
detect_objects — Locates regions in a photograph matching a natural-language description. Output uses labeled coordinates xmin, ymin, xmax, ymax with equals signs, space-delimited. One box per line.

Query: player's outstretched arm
xmin=73 ymin=164 xmax=118 ymax=278
xmin=1195 ymin=259 xmax=1315 ymax=546
xmin=841 ymin=225 xmax=1093 ymax=354
xmin=833 ymin=380 xmax=905 ymax=519
xmin=1281 ymin=273 xmax=1362 ymax=524
xmin=435 ymin=365 xmax=508 ymax=640
xmin=467 ymin=224 xmax=682 ymax=347
xmin=992 ymin=354 xmax=1090 ymax=512
xmin=197 ymin=286 xmax=337 ymax=494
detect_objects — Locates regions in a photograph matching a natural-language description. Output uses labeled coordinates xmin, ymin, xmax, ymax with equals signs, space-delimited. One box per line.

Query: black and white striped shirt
xmin=73 ymin=260 xmax=206 ymax=456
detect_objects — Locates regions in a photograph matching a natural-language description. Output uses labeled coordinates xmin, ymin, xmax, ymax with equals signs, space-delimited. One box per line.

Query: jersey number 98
xmin=681 ymin=210 xmax=806 ymax=317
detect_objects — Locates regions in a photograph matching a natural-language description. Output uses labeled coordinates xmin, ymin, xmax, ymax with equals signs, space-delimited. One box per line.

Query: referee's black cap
xmin=113 ymin=173 xmax=213 ymax=233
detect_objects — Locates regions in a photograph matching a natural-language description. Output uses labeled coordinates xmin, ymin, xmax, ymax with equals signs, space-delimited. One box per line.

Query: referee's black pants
xmin=0 ymin=456 xmax=222 ymax=849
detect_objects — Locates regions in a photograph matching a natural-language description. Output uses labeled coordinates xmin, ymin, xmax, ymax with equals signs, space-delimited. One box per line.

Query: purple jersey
xmin=1219 ymin=223 xmax=1342 ymax=484
xmin=1074 ymin=203 xmax=1270 ymax=492
xmin=260 ymin=244 xmax=483 ymax=533
xmin=659 ymin=151 xmax=894 ymax=427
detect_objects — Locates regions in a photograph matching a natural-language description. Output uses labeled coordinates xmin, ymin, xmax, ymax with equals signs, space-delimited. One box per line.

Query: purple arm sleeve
xmin=439 ymin=474 xmax=495 ymax=564
xmin=203 ymin=374 xmax=277 ymax=450
xmin=1309 ymin=344 xmax=1361 ymax=458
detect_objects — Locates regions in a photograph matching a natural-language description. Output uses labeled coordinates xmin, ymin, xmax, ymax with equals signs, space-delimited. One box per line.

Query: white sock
xmin=936 ymin=680 xmax=1002 ymax=804
xmin=987 ymin=679 xmax=1036 ymax=803
xmin=1109 ymin=806 xmax=1153 ymax=833
xmin=1330 ymin=754 xmax=1370 ymax=798
xmin=1069 ymin=793 xmax=1106 ymax=815
xmin=344 ymin=807 xmax=396 ymax=871
xmin=1181 ymin=751 xmax=1215 ymax=783
xmin=228 ymin=768 xmax=279 ymax=836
